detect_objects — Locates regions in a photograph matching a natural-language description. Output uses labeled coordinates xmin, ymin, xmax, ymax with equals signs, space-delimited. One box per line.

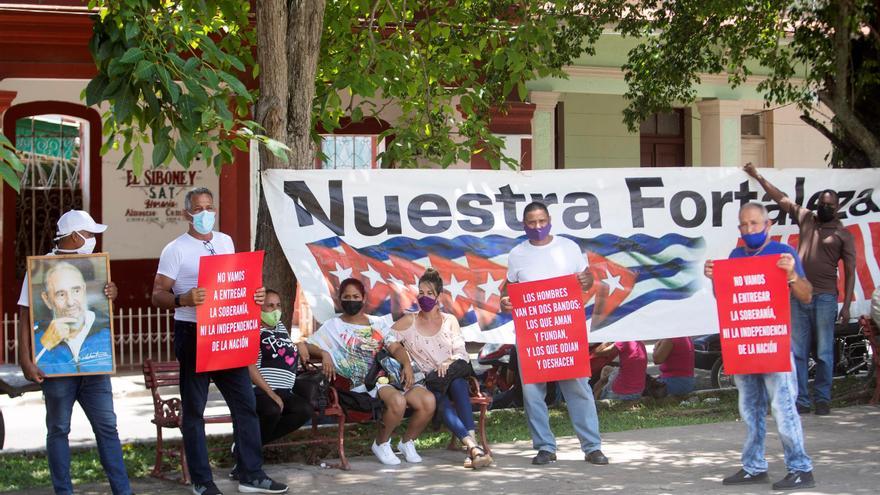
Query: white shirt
xmin=157 ymin=231 xmax=235 ymax=322
xmin=18 ymin=251 xmax=54 ymax=307
xmin=506 ymin=235 xmax=588 ymax=284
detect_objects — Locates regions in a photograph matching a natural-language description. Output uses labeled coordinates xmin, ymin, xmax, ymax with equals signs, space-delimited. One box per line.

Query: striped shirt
xmin=255 ymin=322 xmax=301 ymax=391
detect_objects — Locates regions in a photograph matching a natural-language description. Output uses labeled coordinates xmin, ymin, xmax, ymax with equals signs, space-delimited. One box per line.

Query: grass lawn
xmin=0 ymin=376 xmax=871 ymax=492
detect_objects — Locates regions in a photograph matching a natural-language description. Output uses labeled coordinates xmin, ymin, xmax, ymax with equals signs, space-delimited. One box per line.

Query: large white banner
xmin=263 ymin=168 xmax=880 ymax=343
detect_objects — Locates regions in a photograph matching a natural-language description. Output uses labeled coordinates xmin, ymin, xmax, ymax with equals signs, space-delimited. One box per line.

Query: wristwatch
xmin=174 ymin=294 xmax=182 ymax=307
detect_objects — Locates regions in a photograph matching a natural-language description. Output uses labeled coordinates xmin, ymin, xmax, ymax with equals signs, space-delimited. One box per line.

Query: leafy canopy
xmin=85 ymin=0 xmax=288 ymax=176
xmin=85 ymin=0 xmax=617 ymax=171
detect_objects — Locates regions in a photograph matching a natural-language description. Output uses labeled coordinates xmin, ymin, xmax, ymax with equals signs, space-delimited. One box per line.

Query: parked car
xmin=693 ymin=320 xmax=874 ymax=389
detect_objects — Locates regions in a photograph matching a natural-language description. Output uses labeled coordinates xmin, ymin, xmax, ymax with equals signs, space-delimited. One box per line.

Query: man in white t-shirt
xmin=151 ymin=187 xmax=286 ymax=495
xmin=500 ymin=201 xmax=608 ymax=466
xmin=17 ymin=210 xmax=132 ymax=495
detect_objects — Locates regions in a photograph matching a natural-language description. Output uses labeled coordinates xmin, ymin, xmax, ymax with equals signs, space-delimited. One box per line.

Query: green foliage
xmin=319 ymin=1 xmax=615 ymax=169
xmin=611 ymin=0 xmax=880 ymax=167
xmin=86 ymin=0 xmax=288 ymax=174
xmin=86 ymin=0 xmax=618 ymax=172
xmin=0 ymin=134 xmax=25 ymax=191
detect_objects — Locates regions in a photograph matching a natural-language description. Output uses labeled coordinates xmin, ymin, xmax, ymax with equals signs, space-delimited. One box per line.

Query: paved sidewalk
xmin=8 ymin=404 xmax=880 ymax=495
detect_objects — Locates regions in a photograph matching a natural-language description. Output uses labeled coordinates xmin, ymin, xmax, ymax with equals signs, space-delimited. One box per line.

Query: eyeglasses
xmin=203 ymin=241 xmax=216 ymax=255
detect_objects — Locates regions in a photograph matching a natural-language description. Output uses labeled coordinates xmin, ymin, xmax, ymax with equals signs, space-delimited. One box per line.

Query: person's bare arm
xmin=390 ymin=313 xmax=415 ymax=332
xmin=592 ymin=342 xmax=619 ymax=359
xmin=778 ymin=254 xmax=813 ymax=304
xmin=151 ymin=274 xmax=205 ymax=309
xmin=248 ymin=364 xmax=282 ymax=409
xmin=839 ymin=233 xmax=857 ymax=322
xmin=386 ymin=341 xmax=415 ymax=390
xmin=18 ymin=306 xmax=44 ymax=383
xmin=306 ymin=343 xmax=335 ymax=381
xmin=591 ymin=282 xmax=610 ymax=330
xmin=653 ymin=339 xmax=674 ymax=364
xmin=296 ymin=341 xmax=310 ymax=363
xmin=744 ymin=162 xmax=787 ymax=204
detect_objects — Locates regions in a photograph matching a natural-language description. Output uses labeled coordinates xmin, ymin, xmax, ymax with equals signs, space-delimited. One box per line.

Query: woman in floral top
xmin=305 ymin=278 xmax=435 ymax=466
xmin=392 ymin=268 xmax=493 ymax=468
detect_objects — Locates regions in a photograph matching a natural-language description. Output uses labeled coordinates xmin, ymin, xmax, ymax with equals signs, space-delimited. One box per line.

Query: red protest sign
xmin=196 ymin=251 xmax=264 ymax=373
xmin=712 ymin=254 xmax=792 ymax=375
xmin=507 ymin=274 xmax=590 ymax=384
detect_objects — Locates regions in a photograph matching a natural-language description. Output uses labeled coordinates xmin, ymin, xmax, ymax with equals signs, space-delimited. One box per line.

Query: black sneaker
xmin=531 ymin=450 xmax=557 ymax=465
xmin=228 ymin=464 xmax=239 ymax=481
xmin=772 ymin=470 xmax=815 ymax=490
xmin=238 ymin=477 xmax=289 ymax=494
xmin=796 ymin=404 xmax=811 ymax=414
xmin=722 ymin=468 xmax=769 ymax=485
xmin=814 ymin=402 xmax=831 ymax=415
xmin=585 ymin=449 xmax=609 ymax=465
xmin=191 ymin=482 xmax=223 ymax=495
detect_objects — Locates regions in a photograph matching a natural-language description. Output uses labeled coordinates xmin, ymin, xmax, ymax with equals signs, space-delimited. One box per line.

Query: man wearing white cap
xmin=17 ymin=210 xmax=131 ymax=495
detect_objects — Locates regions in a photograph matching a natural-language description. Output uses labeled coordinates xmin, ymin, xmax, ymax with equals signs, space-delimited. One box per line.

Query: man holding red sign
xmin=151 ymin=188 xmax=286 ymax=495
xmin=500 ymin=202 xmax=607 ymax=466
xmin=704 ymin=203 xmax=814 ymax=491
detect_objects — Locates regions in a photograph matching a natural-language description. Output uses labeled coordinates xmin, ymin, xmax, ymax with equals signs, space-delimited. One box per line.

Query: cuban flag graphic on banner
xmin=306 ymin=233 xmax=705 ymax=341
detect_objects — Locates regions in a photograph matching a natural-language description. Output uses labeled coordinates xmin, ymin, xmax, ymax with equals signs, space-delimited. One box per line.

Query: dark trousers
xmin=174 ymin=320 xmax=266 ymax=485
xmin=254 ymin=389 xmax=312 ymax=445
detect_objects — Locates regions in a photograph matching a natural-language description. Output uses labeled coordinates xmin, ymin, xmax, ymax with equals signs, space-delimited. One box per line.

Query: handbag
xmin=364 ymin=348 xmax=403 ymax=390
xmin=424 ymin=359 xmax=475 ymax=394
xmin=292 ymin=361 xmax=329 ymax=415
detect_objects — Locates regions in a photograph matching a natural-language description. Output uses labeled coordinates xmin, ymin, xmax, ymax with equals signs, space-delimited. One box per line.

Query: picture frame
xmin=26 ymin=253 xmax=116 ymax=377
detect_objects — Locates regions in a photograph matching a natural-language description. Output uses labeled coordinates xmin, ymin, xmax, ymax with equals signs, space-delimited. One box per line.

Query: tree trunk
xmin=254 ymin=0 xmax=325 ymax=329
xmin=286 ymin=1 xmax=326 ymax=164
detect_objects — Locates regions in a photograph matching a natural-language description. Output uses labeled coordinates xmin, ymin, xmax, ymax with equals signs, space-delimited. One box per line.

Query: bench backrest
xmin=143 ymin=359 xmax=181 ymax=391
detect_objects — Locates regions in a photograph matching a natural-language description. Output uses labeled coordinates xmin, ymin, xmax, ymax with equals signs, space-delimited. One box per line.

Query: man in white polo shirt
xmin=500 ymin=201 xmax=608 ymax=466
xmin=151 ymin=187 xmax=286 ymax=495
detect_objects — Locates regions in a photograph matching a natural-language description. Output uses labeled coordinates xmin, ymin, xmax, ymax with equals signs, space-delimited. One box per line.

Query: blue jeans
xmin=734 ymin=363 xmax=812 ymax=474
xmin=659 ymin=376 xmax=696 ymax=396
xmin=41 ymin=375 xmax=131 ymax=495
xmin=174 ymin=321 xmax=266 ymax=485
xmin=433 ymin=378 xmax=475 ymax=440
xmin=522 ymin=377 xmax=601 ymax=454
xmin=791 ymin=293 xmax=838 ymax=407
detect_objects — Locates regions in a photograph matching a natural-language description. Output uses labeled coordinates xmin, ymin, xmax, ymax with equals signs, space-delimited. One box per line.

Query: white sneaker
xmin=397 ymin=439 xmax=422 ymax=463
xmin=371 ymin=440 xmax=401 ymax=465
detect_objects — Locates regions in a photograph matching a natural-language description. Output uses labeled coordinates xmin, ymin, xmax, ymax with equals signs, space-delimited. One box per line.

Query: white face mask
xmin=55 ymin=232 xmax=96 ymax=254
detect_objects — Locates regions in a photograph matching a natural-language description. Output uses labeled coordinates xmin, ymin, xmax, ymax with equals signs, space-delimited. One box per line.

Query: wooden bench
xmin=143 ymin=359 xmax=491 ymax=482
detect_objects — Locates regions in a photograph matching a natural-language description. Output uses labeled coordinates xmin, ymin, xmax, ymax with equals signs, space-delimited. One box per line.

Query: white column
xmin=529 ymin=91 xmax=560 ymax=170
xmin=696 ymin=99 xmax=743 ymax=167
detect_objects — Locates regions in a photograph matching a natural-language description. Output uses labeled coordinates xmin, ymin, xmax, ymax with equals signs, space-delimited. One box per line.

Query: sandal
xmin=467 ymin=446 xmax=493 ymax=469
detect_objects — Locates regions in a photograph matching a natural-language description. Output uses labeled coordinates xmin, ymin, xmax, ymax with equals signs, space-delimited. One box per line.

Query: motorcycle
xmin=692 ymin=320 xmax=874 ymax=389
xmin=476 ymin=343 xmax=611 ymax=408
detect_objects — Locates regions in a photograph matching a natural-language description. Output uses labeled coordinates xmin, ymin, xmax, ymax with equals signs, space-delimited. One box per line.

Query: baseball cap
xmin=55 ymin=210 xmax=108 ymax=237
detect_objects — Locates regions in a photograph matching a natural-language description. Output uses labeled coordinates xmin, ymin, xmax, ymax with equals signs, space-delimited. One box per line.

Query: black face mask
xmin=817 ymin=204 xmax=837 ymax=222
xmin=340 ymin=300 xmax=364 ymax=316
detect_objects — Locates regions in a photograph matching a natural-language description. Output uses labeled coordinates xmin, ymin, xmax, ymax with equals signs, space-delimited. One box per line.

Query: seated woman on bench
xmin=305 ymin=278 xmax=436 ymax=466
xmin=231 ymin=289 xmax=313 ymax=480
xmin=391 ymin=268 xmax=493 ymax=469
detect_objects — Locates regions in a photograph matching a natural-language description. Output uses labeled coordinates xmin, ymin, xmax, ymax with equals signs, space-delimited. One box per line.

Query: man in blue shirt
xmin=704 ymin=202 xmax=815 ymax=491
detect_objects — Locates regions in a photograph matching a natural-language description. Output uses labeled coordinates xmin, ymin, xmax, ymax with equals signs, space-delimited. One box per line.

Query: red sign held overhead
xmin=196 ymin=251 xmax=264 ymax=373
xmin=712 ymin=255 xmax=792 ymax=375
xmin=507 ymin=274 xmax=591 ymax=384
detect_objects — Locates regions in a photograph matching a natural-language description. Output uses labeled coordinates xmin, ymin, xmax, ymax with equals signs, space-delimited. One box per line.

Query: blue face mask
xmin=191 ymin=210 xmax=216 ymax=235
xmin=741 ymin=229 xmax=768 ymax=250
